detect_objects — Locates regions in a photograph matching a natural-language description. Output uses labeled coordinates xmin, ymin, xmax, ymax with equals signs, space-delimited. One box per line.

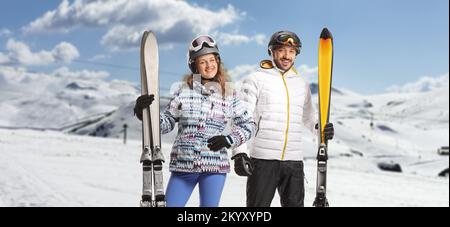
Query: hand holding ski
xmin=134 ymin=94 xmax=155 ymax=121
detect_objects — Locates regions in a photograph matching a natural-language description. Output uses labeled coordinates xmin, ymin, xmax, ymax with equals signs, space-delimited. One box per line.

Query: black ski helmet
xmin=188 ymin=35 xmax=220 ymax=73
xmin=268 ymin=31 xmax=302 ymax=56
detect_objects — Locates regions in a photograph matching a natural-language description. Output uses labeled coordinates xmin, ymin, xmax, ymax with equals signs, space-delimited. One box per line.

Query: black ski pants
xmin=246 ymin=158 xmax=304 ymax=207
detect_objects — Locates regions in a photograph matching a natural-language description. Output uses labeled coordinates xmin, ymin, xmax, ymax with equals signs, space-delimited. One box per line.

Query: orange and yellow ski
xmin=313 ymin=28 xmax=334 ymax=207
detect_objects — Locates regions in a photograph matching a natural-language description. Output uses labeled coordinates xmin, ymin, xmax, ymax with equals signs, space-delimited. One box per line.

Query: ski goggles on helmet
xmin=276 ymin=33 xmax=301 ymax=47
xmin=189 ymin=35 xmax=218 ymax=52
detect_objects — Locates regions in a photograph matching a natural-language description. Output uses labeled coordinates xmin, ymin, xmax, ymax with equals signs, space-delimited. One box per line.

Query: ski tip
xmin=142 ymin=30 xmax=156 ymax=38
xmin=146 ymin=31 xmax=158 ymax=40
xmin=141 ymin=31 xmax=149 ymax=46
xmin=320 ymin=27 xmax=333 ymax=40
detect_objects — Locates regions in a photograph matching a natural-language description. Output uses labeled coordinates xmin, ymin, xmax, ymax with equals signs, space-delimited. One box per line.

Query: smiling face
xmin=272 ymin=45 xmax=297 ymax=72
xmin=195 ymin=53 xmax=218 ymax=79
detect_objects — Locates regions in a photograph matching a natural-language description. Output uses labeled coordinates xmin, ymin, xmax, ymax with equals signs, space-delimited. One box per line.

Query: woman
xmin=134 ymin=35 xmax=256 ymax=207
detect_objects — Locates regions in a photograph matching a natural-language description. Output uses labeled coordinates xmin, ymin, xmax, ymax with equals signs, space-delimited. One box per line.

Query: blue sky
xmin=0 ymin=0 xmax=448 ymax=94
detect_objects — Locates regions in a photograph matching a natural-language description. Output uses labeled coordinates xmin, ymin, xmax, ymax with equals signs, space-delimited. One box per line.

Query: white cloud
xmin=387 ymin=73 xmax=449 ymax=93
xmin=0 ymin=28 xmax=12 ymax=37
xmin=0 ymin=39 xmax=79 ymax=66
xmin=5 ymin=39 xmax=54 ymax=65
xmin=217 ymin=32 xmax=266 ymax=46
xmin=252 ymin=34 xmax=266 ymax=45
xmin=0 ymin=66 xmax=46 ymax=93
xmin=228 ymin=64 xmax=258 ymax=81
xmin=0 ymin=53 xmax=8 ymax=64
xmin=89 ymin=54 xmax=108 ymax=61
xmin=297 ymin=64 xmax=318 ymax=83
xmin=0 ymin=65 xmax=108 ymax=82
xmin=23 ymin=0 xmax=243 ymax=50
xmin=52 ymin=42 xmax=80 ymax=63
xmin=100 ymin=25 xmax=142 ymax=51
xmin=52 ymin=67 xmax=109 ymax=80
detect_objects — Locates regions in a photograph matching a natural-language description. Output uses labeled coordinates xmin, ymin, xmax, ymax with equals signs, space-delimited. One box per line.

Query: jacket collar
xmin=259 ymin=59 xmax=299 ymax=78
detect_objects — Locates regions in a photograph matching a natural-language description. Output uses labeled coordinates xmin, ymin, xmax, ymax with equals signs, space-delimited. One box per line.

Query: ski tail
xmin=314 ymin=27 xmax=334 ymax=207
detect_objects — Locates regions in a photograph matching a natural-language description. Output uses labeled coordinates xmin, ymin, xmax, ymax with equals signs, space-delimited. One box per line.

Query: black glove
xmin=315 ymin=123 xmax=334 ymax=141
xmin=231 ymin=153 xmax=253 ymax=176
xmin=207 ymin=135 xmax=231 ymax=151
xmin=134 ymin=94 xmax=154 ymax=121
xmin=324 ymin=123 xmax=334 ymax=141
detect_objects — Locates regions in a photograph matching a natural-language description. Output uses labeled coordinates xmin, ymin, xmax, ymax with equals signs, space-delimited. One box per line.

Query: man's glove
xmin=324 ymin=123 xmax=334 ymax=141
xmin=231 ymin=153 xmax=253 ymax=177
xmin=134 ymin=94 xmax=154 ymax=121
xmin=316 ymin=123 xmax=334 ymax=141
xmin=207 ymin=135 xmax=232 ymax=151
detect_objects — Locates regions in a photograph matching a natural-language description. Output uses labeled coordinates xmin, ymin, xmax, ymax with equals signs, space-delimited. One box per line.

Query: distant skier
xmin=232 ymin=31 xmax=334 ymax=207
xmin=134 ymin=35 xmax=256 ymax=207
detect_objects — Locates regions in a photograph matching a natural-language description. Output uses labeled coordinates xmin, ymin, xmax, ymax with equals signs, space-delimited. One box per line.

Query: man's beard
xmin=274 ymin=58 xmax=294 ymax=71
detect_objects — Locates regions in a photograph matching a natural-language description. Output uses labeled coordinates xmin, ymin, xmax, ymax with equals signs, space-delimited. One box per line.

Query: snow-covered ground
xmin=0 ymin=128 xmax=447 ymax=207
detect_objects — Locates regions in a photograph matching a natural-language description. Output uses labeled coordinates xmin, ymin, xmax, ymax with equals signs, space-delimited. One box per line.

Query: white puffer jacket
xmin=233 ymin=60 xmax=318 ymax=161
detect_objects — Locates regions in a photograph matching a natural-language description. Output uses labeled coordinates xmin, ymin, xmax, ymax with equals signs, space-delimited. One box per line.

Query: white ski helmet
xmin=187 ymin=35 xmax=220 ymax=73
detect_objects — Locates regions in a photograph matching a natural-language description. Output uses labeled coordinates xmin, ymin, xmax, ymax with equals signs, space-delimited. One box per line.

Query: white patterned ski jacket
xmin=161 ymin=81 xmax=256 ymax=173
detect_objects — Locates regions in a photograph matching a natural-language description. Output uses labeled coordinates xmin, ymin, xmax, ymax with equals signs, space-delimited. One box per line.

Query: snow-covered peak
xmin=0 ymin=66 xmax=138 ymax=129
xmin=309 ymin=82 xmax=344 ymax=95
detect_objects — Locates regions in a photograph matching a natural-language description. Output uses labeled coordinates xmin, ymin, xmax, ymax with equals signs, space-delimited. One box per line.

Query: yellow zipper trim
xmin=280 ymin=72 xmax=290 ymax=160
xmin=291 ymin=66 xmax=299 ymax=75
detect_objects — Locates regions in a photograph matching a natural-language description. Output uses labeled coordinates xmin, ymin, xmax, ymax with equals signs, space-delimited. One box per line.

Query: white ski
xmin=139 ymin=31 xmax=165 ymax=207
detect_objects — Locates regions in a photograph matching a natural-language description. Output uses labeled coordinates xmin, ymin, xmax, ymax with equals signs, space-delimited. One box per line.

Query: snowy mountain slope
xmin=67 ymin=97 xmax=172 ymax=140
xmin=0 ymin=129 xmax=447 ymax=207
xmin=0 ymin=66 xmax=138 ymax=129
xmin=326 ymin=83 xmax=449 ymax=177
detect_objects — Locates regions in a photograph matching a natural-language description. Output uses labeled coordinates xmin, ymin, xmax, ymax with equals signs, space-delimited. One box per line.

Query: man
xmin=231 ymin=31 xmax=334 ymax=207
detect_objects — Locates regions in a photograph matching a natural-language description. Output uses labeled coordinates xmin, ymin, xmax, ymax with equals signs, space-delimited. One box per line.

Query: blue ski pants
xmin=166 ymin=172 xmax=227 ymax=207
